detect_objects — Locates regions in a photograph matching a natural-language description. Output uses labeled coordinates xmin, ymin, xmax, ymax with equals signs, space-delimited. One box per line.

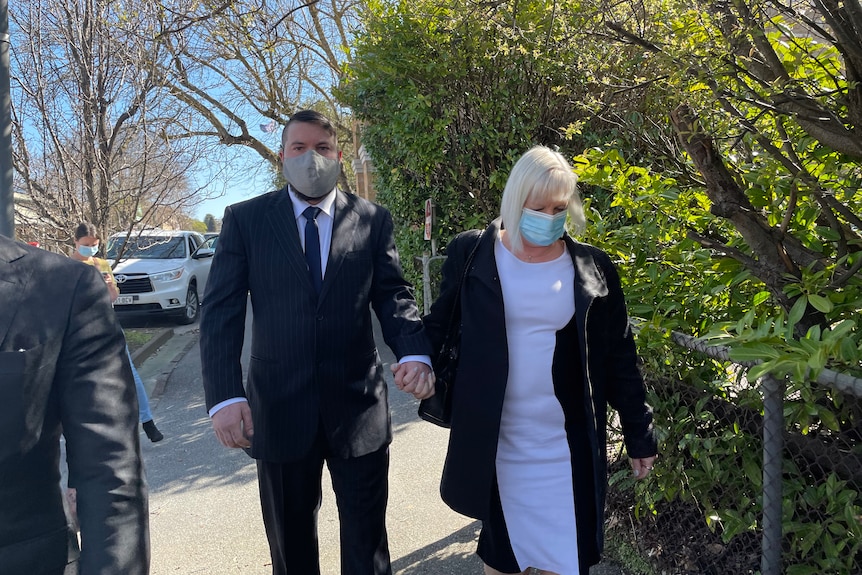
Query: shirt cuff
xmin=398 ymin=355 xmax=431 ymax=368
xmin=209 ymin=397 xmax=248 ymax=418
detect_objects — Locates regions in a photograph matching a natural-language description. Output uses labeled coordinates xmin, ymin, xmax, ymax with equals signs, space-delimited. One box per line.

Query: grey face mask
xmin=282 ymin=150 xmax=341 ymax=199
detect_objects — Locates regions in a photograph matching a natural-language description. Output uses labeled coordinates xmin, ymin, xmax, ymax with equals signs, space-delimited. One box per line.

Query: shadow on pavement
xmin=140 ymin=347 xmax=258 ymax=494
xmin=392 ymin=522 xmax=482 ymax=574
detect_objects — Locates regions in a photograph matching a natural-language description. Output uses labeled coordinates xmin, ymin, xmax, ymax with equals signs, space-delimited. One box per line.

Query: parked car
xmin=202 ymin=234 xmax=218 ymax=251
xmin=105 ymin=229 xmax=214 ymax=324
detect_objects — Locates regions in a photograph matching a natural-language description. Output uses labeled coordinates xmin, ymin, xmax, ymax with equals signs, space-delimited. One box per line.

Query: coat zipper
xmin=583 ymin=297 xmax=598 ymax=431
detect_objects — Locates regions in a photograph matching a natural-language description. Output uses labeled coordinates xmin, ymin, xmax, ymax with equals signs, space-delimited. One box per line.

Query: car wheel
xmin=177 ymin=282 xmax=199 ymax=325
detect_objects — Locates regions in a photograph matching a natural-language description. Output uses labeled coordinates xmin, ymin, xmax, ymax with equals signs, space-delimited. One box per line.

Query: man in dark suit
xmin=200 ymin=110 xmax=434 ymax=575
xmin=0 ymin=236 xmax=149 ymax=574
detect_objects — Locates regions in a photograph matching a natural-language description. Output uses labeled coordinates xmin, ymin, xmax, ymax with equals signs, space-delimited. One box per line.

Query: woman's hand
xmin=105 ymin=276 xmax=120 ymax=303
xmin=630 ymin=456 xmax=657 ymax=480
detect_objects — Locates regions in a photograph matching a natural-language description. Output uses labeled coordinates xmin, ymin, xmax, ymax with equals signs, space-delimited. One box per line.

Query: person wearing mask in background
xmin=200 ymin=109 xmax=434 ymax=575
xmin=71 ymin=222 xmax=164 ymax=443
xmin=0 ymin=234 xmax=149 ymax=574
xmin=400 ymin=146 xmax=658 ymax=575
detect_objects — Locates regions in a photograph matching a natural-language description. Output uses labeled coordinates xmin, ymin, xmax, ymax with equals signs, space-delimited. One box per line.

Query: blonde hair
xmin=499 ymin=146 xmax=585 ymax=253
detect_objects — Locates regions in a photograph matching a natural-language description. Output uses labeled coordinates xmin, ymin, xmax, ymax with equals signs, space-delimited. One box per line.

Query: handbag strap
xmin=440 ymin=230 xmax=484 ymax=349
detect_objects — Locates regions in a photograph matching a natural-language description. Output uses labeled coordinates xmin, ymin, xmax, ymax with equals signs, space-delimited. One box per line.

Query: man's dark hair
xmin=74 ymin=222 xmax=99 ymax=240
xmin=284 ymin=110 xmax=337 ymax=140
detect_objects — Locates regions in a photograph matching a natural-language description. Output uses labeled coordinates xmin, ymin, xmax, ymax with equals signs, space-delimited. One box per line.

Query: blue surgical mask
xmin=519 ymin=208 xmax=567 ymax=246
xmin=78 ymin=245 xmax=99 ymax=257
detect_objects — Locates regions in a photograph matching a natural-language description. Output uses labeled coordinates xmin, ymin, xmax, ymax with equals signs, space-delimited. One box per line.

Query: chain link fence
xmin=622 ymin=331 xmax=862 ymax=575
xmin=604 ymin=329 xmax=862 ymax=575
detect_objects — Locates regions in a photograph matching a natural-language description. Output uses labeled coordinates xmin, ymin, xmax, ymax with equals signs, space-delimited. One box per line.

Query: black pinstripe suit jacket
xmin=200 ymin=188 xmax=431 ymax=461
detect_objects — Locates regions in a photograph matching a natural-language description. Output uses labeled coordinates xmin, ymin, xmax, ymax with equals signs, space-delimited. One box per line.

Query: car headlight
xmin=150 ymin=268 xmax=185 ymax=282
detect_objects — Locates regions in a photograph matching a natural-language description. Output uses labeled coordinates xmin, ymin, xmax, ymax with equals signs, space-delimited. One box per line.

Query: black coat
xmin=424 ymin=220 xmax=657 ymax=565
xmin=200 ymin=188 xmax=431 ymax=462
xmin=0 ymin=237 xmax=149 ymax=574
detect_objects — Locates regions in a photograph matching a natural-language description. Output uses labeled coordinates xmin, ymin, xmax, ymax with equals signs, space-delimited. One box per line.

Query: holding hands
xmin=391 ymin=361 xmax=436 ymax=400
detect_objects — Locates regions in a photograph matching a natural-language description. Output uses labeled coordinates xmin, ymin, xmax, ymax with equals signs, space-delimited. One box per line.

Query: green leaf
xmin=839 ymin=337 xmax=859 ymax=363
xmin=727 ymin=344 xmax=780 ymax=362
xmin=826 ymin=319 xmax=856 ymax=340
xmin=817 ymin=408 xmax=841 ymax=432
xmin=752 ymin=291 xmax=771 ymax=306
xmin=807 ymin=294 xmax=833 ymax=313
xmin=788 ymin=296 xmax=808 ymax=327
xmin=746 ymin=363 xmax=772 ymax=381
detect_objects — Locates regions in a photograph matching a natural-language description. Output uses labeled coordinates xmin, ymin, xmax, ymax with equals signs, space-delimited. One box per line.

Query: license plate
xmin=115 ymin=296 xmax=135 ymax=305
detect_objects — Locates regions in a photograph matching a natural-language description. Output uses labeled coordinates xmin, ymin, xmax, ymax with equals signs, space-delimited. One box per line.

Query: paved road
xmin=137 ymin=310 xmax=627 ymax=575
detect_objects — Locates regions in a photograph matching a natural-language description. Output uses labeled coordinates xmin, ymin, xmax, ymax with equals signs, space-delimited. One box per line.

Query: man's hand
xmin=211 ymin=402 xmax=254 ymax=449
xmin=390 ymin=361 xmax=435 ymax=400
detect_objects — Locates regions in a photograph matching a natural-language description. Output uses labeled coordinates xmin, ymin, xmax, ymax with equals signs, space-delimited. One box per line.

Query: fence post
xmin=422 ymin=253 xmax=431 ymax=315
xmin=760 ymin=374 xmax=784 ymax=575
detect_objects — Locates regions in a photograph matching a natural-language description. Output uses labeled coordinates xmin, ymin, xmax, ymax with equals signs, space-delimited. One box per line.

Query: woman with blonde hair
xmin=417 ymin=146 xmax=657 ymax=575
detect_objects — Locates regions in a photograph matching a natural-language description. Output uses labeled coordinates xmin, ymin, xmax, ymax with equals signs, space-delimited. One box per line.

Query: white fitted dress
xmin=494 ymin=237 xmax=579 ymax=574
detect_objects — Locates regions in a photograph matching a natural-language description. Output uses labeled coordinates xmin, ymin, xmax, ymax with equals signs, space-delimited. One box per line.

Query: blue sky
xmin=193 ymin=173 xmax=263 ymax=221
xmin=193 ymin=143 xmax=279 ymax=221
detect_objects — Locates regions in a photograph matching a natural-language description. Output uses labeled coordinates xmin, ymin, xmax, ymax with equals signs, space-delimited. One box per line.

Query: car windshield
xmin=106 ymin=236 xmax=187 ymax=260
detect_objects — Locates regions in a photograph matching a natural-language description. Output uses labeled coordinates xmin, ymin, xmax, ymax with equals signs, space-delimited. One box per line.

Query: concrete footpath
xmin=134 ymin=316 xmax=628 ymax=575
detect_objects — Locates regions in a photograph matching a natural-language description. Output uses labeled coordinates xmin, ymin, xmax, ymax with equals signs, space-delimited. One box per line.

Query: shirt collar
xmin=288 ymin=186 xmax=336 ymax=220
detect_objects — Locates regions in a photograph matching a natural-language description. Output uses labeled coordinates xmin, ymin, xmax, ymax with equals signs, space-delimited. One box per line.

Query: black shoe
xmin=142 ymin=420 xmax=164 ymax=442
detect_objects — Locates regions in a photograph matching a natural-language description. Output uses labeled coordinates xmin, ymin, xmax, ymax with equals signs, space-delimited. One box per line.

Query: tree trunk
xmin=669 ymin=104 xmax=823 ymax=332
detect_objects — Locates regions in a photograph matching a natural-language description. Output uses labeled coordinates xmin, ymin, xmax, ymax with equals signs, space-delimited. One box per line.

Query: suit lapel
xmin=265 ymin=188 xmax=317 ymax=294
xmin=0 ymin=239 xmax=31 ymax=349
xmin=319 ymin=190 xmax=358 ymax=302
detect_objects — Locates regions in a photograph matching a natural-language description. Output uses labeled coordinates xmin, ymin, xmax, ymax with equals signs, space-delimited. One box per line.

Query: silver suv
xmin=105 ymin=230 xmax=214 ymax=324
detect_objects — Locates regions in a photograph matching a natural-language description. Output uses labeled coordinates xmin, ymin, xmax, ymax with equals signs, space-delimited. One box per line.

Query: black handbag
xmin=417 ymin=231 xmax=483 ymax=427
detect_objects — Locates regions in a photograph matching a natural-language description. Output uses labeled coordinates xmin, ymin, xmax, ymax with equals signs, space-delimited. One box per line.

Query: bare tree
xmin=10 ymin=0 xmax=216 ymax=251
xmin=151 ymin=0 xmax=359 ymax=175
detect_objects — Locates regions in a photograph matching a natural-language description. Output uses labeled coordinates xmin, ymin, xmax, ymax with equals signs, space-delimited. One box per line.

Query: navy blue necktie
xmin=302 ymin=207 xmax=323 ymax=293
